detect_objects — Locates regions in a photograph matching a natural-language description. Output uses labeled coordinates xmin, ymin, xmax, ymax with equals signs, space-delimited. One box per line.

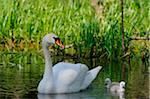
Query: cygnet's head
xmin=105 ymin=78 xmax=111 ymax=88
xmin=119 ymin=81 xmax=125 ymax=89
xmin=42 ymin=33 xmax=64 ymax=48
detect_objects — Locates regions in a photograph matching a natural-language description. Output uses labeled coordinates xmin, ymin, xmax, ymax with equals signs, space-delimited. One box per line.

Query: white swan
xmin=105 ymin=78 xmax=125 ymax=93
xmin=37 ymin=33 xmax=102 ymax=94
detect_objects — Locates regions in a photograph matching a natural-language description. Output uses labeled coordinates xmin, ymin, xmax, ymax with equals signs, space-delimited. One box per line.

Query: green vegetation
xmin=0 ymin=0 xmax=149 ymax=58
xmin=0 ymin=1 xmax=149 ymax=98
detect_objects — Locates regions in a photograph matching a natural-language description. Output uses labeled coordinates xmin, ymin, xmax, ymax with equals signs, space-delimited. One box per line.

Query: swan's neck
xmin=43 ymin=45 xmax=53 ymax=79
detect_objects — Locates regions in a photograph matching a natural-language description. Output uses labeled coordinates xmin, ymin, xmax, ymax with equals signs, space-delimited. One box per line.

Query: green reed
xmin=0 ymin=0 xmax=149 ymax=58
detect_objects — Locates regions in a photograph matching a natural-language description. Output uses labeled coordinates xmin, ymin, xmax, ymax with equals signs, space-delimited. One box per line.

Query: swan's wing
xmin=53 ymin=62 xmax=89 ymax=86
xmin=80 ymin=66 xmax=102 ymax=90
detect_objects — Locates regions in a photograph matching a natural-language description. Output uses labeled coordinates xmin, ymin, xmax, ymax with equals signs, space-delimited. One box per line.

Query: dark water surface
xmin=0 ymin=52 xmax=149 ymax=99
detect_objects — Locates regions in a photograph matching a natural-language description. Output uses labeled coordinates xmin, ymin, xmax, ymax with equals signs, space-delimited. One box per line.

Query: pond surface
xmin=0 ymin=52 xmax=149 ymax=99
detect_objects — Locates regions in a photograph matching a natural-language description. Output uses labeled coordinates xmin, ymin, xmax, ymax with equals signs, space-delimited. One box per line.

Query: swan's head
xmin=105 ymin=78 xmax=111 ymax=88
xmin=119 ymin=81 xmax=125 ymax=89
xmin=42 ymin=33 xmax=64 ymax=49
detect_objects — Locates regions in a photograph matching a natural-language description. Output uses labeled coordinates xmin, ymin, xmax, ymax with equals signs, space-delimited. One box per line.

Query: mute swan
xmin=37 ymin=33 xmax=102 ymax=94
xmin=105 ymin=78 xmax=125 ymax=93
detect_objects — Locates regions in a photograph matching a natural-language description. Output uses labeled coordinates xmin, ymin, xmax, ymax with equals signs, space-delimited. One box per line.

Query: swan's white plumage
xmin=80 ymin=66 xmax=102 ymax=90
xmin=37 ymin=33 xmax=102 ymax=94
xmin=53 ymin=62 xmax=89 ymax=93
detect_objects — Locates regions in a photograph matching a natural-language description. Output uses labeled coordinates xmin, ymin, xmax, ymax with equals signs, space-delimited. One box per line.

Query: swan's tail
xmin=80 ymin=66 xmax=102 ymax=90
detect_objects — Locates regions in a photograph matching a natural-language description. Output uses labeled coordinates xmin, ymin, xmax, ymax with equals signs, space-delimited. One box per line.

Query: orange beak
xmin=55 ymin=39 xmax=64 ymax=49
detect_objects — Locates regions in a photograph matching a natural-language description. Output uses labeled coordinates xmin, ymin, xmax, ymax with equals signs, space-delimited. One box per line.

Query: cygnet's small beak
xmin=55 ymin=39 xmax=64 ymax=49
xmin=123 ymin=86 xmax=125 ymax=88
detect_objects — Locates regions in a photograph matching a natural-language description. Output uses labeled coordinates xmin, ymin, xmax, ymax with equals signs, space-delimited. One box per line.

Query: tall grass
xmin=0 ymin=0 xmax=149 ymax=58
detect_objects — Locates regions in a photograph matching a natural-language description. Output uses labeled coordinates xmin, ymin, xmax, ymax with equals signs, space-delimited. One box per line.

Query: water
xmin=0 ymin=52 xmax=149 ymax=99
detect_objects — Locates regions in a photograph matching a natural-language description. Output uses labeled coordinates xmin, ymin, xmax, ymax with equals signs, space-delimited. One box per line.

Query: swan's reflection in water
xmin=37 ymin=92 xmax=96 ymax=99
xmin=38 ymin=90 xmax=125 ymax=99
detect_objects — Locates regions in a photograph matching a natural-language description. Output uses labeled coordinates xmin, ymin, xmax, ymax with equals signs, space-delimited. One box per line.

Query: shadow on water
xmin=0 ymin=52 xmax=149 ymax=99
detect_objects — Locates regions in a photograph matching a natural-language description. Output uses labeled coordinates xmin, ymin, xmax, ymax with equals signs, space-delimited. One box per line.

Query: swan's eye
xmin=53 ymin=37 xmax=60 ymax=44
xmin=54 ymin=37 xmax=60 ymax=42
